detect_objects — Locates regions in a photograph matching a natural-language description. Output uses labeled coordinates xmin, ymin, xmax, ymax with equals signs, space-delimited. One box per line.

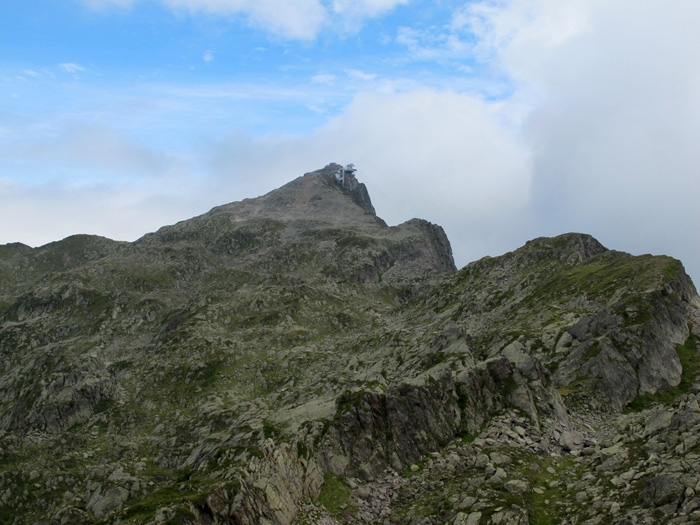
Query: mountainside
xmin=0 ymin=164 xmax=699 ymax=525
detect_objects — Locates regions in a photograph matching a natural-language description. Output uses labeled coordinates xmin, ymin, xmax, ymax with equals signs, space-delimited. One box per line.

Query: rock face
xmin=0 ymin=164 xmax=699 ymax=525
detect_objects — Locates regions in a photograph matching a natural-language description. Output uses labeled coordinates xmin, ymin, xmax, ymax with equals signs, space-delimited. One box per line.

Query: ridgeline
xmin=1 ymin=164 xmax=699 ymax=524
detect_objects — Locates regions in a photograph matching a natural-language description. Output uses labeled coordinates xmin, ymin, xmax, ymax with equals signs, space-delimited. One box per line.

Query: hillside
xmin=0 ymin=164 xmax=699 ymax=525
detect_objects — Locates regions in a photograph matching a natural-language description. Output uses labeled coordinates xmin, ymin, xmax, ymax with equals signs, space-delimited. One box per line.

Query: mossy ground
xmin=317 ymin=472 xmax=354 ymax=518
xmin=388 ymin=445 xmax=595 ymax=525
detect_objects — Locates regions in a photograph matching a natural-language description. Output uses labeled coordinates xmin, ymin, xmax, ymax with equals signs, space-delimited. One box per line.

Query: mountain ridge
xmin=0 ymin=165 xmax=698 ymax=524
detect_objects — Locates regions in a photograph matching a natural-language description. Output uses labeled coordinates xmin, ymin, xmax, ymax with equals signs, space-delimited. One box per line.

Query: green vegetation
xmin=626 ymin=333 xmax=698 ymax=411
xmin=123 ymin=266 xmax=175 ymax=290
xmin=334 ymin=389 xmax=371 ymax=417
xmin=296 ymin=440 xmax=309 ymax=459
xmin=0 ymin=505 xmax=14 ymax=525
xmin=521 ymin=253 xmax=677 ymax=309
xmin=317 ymin=473 xmax=353 ymax=518
xmin=557 ymin=376 xmax=598 ymax=397
xmin=120 ymin=476 xmax=238 ymax=524
xmin=581 ymin=340 xmax=602 ymax=362
xmin=519 ymin=455 xmax=581 ymax=525
xmin=263 ymin=420 xmax=281 ymax=439
xmin=337 ymin=235 xmax=377 ymax=250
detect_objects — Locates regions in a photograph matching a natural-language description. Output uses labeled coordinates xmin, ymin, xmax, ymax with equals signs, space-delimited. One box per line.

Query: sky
xmin=2 ymin=0 xmax=700 ymax=284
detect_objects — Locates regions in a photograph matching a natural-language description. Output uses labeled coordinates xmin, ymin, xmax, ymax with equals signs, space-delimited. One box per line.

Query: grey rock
xmin=559 ymin=430 xmax=585 ymax=451
xmin=490 ymin=451 xmax=512 ymax=465
xmin=641 ymin=475 xmax=684 ymax=507
xmin=86 ymin=487 xmax=129 ymax=518
xmin=466 ymin=511 xmax=482 ymax=525
xmin=644 ymin=410 xmax=674 ymax=437
xmin=489 ymin=508 xmax=529 ymax=524
xmin=504 ymin=479 xmax=531 ymax=495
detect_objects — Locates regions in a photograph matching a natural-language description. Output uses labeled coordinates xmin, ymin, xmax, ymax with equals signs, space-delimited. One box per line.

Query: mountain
xmin=0 ymin=164 xmax=699 ymax=525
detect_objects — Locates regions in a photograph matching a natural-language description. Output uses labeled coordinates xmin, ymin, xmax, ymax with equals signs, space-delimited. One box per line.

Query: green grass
xmin=337 ymin=235 xmax=377 ymax=250
xmin=317 ymin=473 xmax=354 ymax=518
xmin=395 ymin=449 xmax=583 ymax=524
xmin=626 ymin=334 xmax=698 ymax=412
xmin=0 ymin=504 xmax=16 ymax=525
xmin=124 ymin=266 xmax=175 ymax=290
xmin=514 ymin=455 xmax=580 ymax=525
xmin=557 ymin=376 xmax=598 ymax=396
xmin=581 ymin=341 xmax=601 ymax=362
xmin=663 ymin=259 xmax=682 ymax=279
xmin=521 ymin=253 xmax=676 ymax=309
xmin=119 ymin=473 xmax=239 ymax=524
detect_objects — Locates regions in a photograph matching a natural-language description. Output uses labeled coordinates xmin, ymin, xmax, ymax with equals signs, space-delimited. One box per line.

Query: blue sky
xmin=1 ymin=0 xmax=507 ymax=146
xmin=2 ymin=1 xmax=700 ymax=284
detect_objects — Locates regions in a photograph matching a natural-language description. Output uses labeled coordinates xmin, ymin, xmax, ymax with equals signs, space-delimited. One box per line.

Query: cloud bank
xmin=464 ymin=0 xmax=700 ymax=276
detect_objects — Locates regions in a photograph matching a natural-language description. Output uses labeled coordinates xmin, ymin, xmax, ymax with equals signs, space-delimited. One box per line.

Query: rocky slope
xmin=0 ymin=164 xmax=698 ymax=525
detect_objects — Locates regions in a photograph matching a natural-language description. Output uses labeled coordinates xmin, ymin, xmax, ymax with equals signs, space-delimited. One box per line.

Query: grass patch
xmin=262 ymin=420 xmax=280 ymax=439
xmin=119 ymin=474 xmax=238 ymax=523
xmin=626 ymin=333 xmax=698 ymax=412
xmin=403 ymin=457 xmax=428 ymax=478
xmin=520 ymin=253 xmax=677 ymax=309
xmin=581 ymin=341 xmax=601 ymax=362
xmin=337 ymin=235 xmax=377 ymax=250
xmin=557 ymin=376 xmax=597 ymax=396
xmin=514 ymin=455 xmax=579 ymax=525
xmin=335 ymin=389 xmax=371 ymax=417
xmin=317 ymin=472 xmax=353 ymax=518
xmin=0 ymin=504 xmax=16 ymax=525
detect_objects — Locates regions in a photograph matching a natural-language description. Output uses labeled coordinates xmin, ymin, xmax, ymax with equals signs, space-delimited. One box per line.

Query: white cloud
xmin=311 ymin=73 xmax=336 ymax=85
xmin=314 ymin=89 xmax=532 ymax=266
xmin=82 ymin=0 xmax=134 ymax=8
xmin=395 ymin=25 xmax=472 ymax=62
xmin=345 ymin=69 xmax=377 ymax=82
xmin=0 ymin=123 xmax=188 ymax=182
xmin=0 ymin=178 xmax=202 ymax=247
xmin=58 ymin=63 xmax=86 ymax=74
xmin=161 ymin=0 xmax=328 ymax=40
xmin=396 ymin=26 xmax=420 ymax=48
xmin=453 ymin=0 xmax=592 ymax=55
xmin=319 ymin=90 xmax=529 ymax=214
xmin=0 ymin=84 xmax=526 ymax=257
xmin=332 ymin=0 xmax=410 ymax=18
xmin=0 ymin=123 xmax=203 ymax=247
xmin=81 ymin=0 xmax=411 ymax=39
xmin=80 ymin=0 xmax=327 ymax=39
xmin=203 ymin=51 xmax=214 ymax=62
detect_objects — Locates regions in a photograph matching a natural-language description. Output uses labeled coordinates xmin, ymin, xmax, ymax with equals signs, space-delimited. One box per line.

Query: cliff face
xmin=0 ymin=166 xmax=698 ymax=525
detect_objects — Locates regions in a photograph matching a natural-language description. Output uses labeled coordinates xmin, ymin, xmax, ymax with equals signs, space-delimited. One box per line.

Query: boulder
xmin=559 ymin=430 xmax=585 ymax=451
xmin=641 ymin=475 xmax=684 ymax=507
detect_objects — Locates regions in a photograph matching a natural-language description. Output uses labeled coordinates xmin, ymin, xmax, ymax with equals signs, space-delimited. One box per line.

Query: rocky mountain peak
xmin=220 ymin=163 xmax=379 ymax=223
xmin=317 ymin=162 xmax=377 ymax=216
xmin=131 ymin=164 xmax=455 ymax=286
xmin=515 ymin=232 xmax=608 ymax=267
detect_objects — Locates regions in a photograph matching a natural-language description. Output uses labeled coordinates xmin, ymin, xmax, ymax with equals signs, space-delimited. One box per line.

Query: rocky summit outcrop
xmin=0 ymin=164 xmax=699 ymax=525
